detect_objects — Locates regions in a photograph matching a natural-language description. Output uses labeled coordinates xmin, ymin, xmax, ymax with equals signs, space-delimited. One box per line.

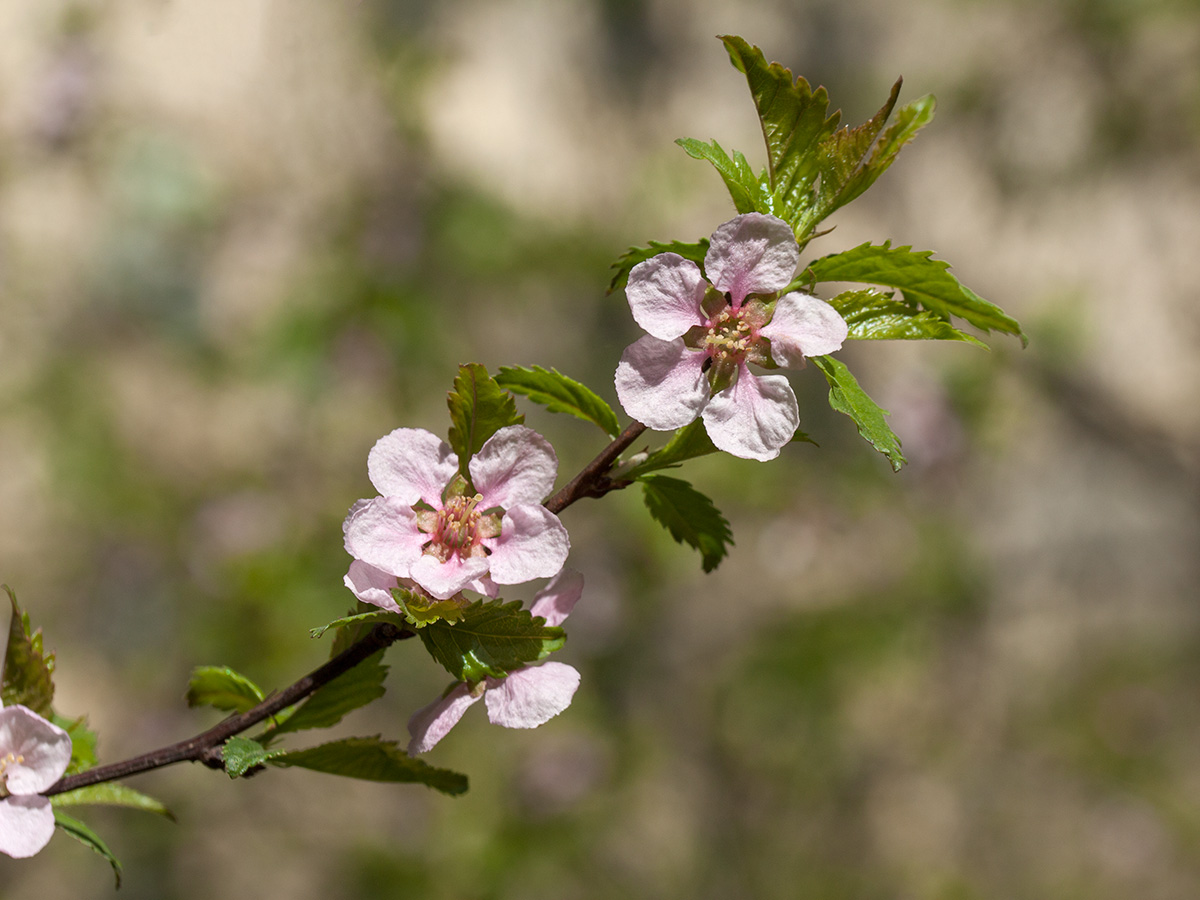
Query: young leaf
xmin=841 ymin=93 xmax=936 ymax=208
xmin=609 ymin=239 xmax=708 ymax=293
xmin=812 ymin=355 xmax=906 ymax=471
xmin=418 ymin=599 xmax=565 ymax=684
xmin=185 ymin=666 xmax=266 ymax=714
xmin=495 ymin=365 xmax=621 ymax=438
xmin=309 ymin=609 xmax=407 ymax=640
xmin=52 ymin=713 xmax=98 ymax=775
xmin=392 ymin=587 xmax=469 ymax=629
xmin=222 ymin=735 xmax=286 ymax=778
xmin=805 ymin=242 xmax=1025 ymax=342
xmin=50 ymin=783 xmax=175 ymax=820
xmin=2 ymin=586 xmax=55 ymax=717
xmin=446 ymin=363 xmax=525 ymax=478
xmin=54 ymin=810 xmax=123 ymax=888
xmin=266 ymin=651 xmax=387 ymax=737
xmin=268 ymin=735 xmax=468 ymax=796
xmin=675 ymin=138 xmax=769 ymax=216
xmin=621 ymin=419 xmax=719 ymax=479
xmin=640 ymin=475 xmax=733 ymax=573
xmin=829 ymin=289 xmax=986 ymax=345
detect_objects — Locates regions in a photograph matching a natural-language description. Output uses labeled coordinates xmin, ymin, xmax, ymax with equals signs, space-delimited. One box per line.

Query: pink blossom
xmin=343 ymin=425 xmax=570 ymax=600
xmin=0 ymin=704 xmax=72 ymax=859
xmin=615 ymin=212 xmax=848 ymax=461
xmin=406 ymin=569 xmax=584 ymax=754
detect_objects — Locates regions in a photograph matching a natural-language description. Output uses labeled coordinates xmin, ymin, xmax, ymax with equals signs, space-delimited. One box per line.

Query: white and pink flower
xmin=615 ymin=212 xmax=848 ymax=461
xmin=0 ymin=703 xmax=72 ymax=859
xmin=406 ymin=569 xmax=584 ymax=754
xmin=343 ymin=425 xmax=570 ymax=600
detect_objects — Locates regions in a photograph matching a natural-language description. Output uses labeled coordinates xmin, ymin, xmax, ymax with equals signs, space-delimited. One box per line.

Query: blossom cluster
xmin=0 ymin=703 xmax=71 ymax=859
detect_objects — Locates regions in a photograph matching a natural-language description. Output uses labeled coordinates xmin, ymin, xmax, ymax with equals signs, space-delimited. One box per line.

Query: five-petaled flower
xmin=0 ymin=703 xmax=72 ymax=859
xmin=405 ymin=569 xmax=584 ymax=754
xmin=615 ymin=212 xmax=848 ymax=461
xmin=343 ymin=425 xmax=570 ymax=600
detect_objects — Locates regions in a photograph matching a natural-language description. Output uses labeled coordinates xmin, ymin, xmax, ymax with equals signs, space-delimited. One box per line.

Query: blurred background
xmin=1 ymin=0 xmax=1199 ymax=897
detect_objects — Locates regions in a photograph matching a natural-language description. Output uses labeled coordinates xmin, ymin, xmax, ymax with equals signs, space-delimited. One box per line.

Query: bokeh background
xmin=2 ymin=0 xmax=1199 ymax=897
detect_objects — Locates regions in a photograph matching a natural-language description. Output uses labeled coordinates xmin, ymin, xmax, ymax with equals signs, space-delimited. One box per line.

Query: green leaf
xmin=392 ymin=587 xmax=469 ymax=629
xmin=640 ymin=475 xmax=733 ymax=573
xmin=268 ymin=735 xmax=468 ymax=796
xmin=309 ymin=609 xmax=407 ymax=640
xmin=844 ymin=92 xmax=936 ymax=206
xmin=621 ymin=419 xmax=719 ymax=479
xmin=51 ymin=782 xmax=175 ymax=820
xmin=812 ymin=355 xmax=906 ymax=471
xmin=185 ymin=665 xmax=266 ymax=714
xmin=418 ymin=599 xmax=565 ymax=684
xmin=675 ymin=138 xmax=769 ymax=215
xmin=267 ymin=651 xmax=388 ymax=737
xmin=52 ymin=713 xmax=98 ymax=775
xmin=828 ymin=288 xmax=986 ymax=345
xmin=805 ymin=242 xmax=1025 ymax=343
xmin=2 ymin=585 xmax=56 ymax=717
xmin=54 ymin=809 xmax=123 ymax=888
xmin=609 ymin=239 xmax=708 ymax=293
xmin=222 ymin=735 xmax=286 ymax=778
xmin=446 ymin=363 xmax=524 ymax=478
xmin=495 ymin=365 xmax=621 ymax=438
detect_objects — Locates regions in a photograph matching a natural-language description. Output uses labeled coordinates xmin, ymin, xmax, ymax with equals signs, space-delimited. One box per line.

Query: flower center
xmin=702 ymin=308 xmax=755 ymax=365
xmin=416 ymin=493 xmax=502 ymax=564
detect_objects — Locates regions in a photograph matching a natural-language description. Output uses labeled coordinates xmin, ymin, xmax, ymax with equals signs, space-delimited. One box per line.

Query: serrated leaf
xmin=51 ymin=782 xmax=175 ymax=820
xmin=392 ymin=587 xmax=469 ymax=628
xmin=222 ymin=735 xmax=286 ymax=778
xmin=52 ymin=713 xmax=98 ymax=775
xmin=2 ymin=586 xmax=55 ymax=717
xmin=621 ymin=419 xmax=719 ymax=479
xmin=310 ymin=609 xmax=407 ymax=640
xmin=185 ymin=665 xmax=266 ymax=714
xmin=640 ymin=475 xmax=733 ymax=573
xmin=268 ymin=735 xmax=468 ymax=796
xmin=54 ymin=810 xmax=122 ymax=887
xmin=805 ymin=242 xmax=1025 ymax=342
xmin=418 ymin=599 xmax=565 ymax=684
xmin=828 ymin=289 xmax=986 ymax=345
xmin=267 ymin=651 xmax=387 ymax=737
xmin=446 ymin=363 xmax=524 ymax=478
xmin=675 ymin=138 xmax=768 ymax=216
xmin=609 ymin=239 xmax=708 ymax=293
xmin=495 ymin=365 xmax=621 ymax=438
xmin=812 ymin=355 xmax=906 ymax=471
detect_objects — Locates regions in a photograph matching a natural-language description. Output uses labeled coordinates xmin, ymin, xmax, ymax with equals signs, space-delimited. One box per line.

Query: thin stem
xmin=544 ymin=420 xmax=646 ymax=514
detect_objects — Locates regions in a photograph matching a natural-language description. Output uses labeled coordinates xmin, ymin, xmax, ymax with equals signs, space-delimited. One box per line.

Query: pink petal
xmin=406 ymin=683 xmax=482 ymax=755
xmin=409 ymin=554 xmax=492 ymax=601
xmin=342 ymin=496 xmax=427 ymax=577
xmin=625 ymin=253 xmax=708 ymax=340
xmin=343 ymin=560 xmax=402 ymax=612
xmin=614 ymin=335 xmax=709 ymax=431
xmin=705 ymin=213 xmax=800 ymax=306
xmin=701 ymin=368 xmax=799 ymax=462
xmin=529 ymin=568 xmax=583 ymax=627
xmin=367 ymin=428 xmax=457 ymax=506
xmin=484 ymin=662 xmax=581 ymax=729
xmin=0 ymin=705 xmax=71 ymax=794
xmin=0 ymin=796 xmax=56 ymax=858
xmin=486 ymin=505 xmax=570 ymax=585
xmin=471 ymin=425 xmax=559 ymax=510
xmin=760 ymin=292 xmax=848 ymax=366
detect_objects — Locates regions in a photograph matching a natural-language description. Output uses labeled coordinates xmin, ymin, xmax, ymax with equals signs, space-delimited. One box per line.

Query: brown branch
xmin=544 ymin=420 xmax=646 ymax=514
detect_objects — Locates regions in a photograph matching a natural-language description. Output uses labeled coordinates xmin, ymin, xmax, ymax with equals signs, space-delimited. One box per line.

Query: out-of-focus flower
xmin=615 ymin=213 xmax=847 ymax=460
xmin=343 ymin=426 xmax=570 ymax=600
xmin=0 ymin=704 xmax=72 ymax=859
xmin=406 ymin=570 xmax=584 ymax=754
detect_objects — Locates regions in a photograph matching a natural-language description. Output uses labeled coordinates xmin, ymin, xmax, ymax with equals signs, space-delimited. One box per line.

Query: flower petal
xmin=625 ymin=253 xmax=708 ymax=340
xmin=409 ymin=554 xmax=492 ymax=601
xmin=343 ymin=560 xmax=403 ymax=612
xmin=367 ymin=428 xmax=457 ymax=505
xmin=705 ymin=213 xmax=800 ymax=306
xmin=760 ymin=292 xmax=848 ymax=366
xmin=529 ymin=568 xmax=583 ymax=627
xmin=486 ymin=505 xmax=570 ymax=585
xmin=0 ymin=796 xmax=56 ymax=858
xmin=406 ymin=683 xmax=481 ymax=755
xmin=0 ymin=705 xmax=71 ymax=794
xmin=701 ymin=369 xmax=799 ymax=461
xmin=614 ymin=335 xmax=709 ymax=431
xmin=343 ymin=496 xmax=427 ymax=577
xmin=484 ymin=662 xmax=581 ymax=729
xmin=471 ymin=425 xmax=559 ymax=510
